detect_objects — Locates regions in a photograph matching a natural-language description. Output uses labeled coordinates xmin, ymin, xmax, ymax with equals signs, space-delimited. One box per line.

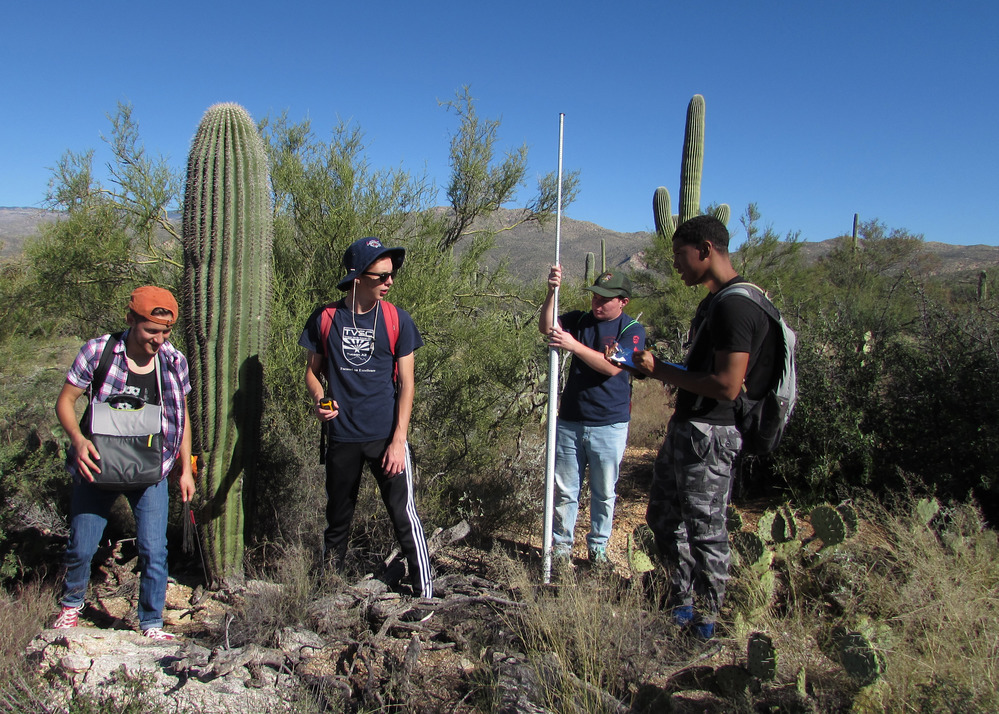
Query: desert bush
xmin=0 ymin=335 xmax=81 ymax=582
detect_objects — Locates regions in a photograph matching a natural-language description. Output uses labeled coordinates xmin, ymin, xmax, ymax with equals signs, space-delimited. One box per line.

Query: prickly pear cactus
xmin=811 ymin=505 xmax=847 ymax=548
xmin=652 ymin=94 xmax=730 ymax=243
xmin=832 ymin=626 xmax=885 ymax=686
xmin=916 ymin=497 xmax=940 ymax=526
xmin=757 ymin=510 xmax=778 ymax=544
xmin=713 ymin=664 xmax=753 ymax=700
xmin=732 ymin=531 xmax=769 ymax=569
xmin=779 ymin=504 xmax=799 ymax=541
xmin=747 ymin=632 xmax=777 ymax=680
xmin=836 ymin=503 xmax=859 ymax=537
xmin=627 ymin=533 xmax=655 ymax=574
xmin=726 ymin=504 xmax=743 ymax=532
xmin=182 ymin=102 xmax=273 ymax=582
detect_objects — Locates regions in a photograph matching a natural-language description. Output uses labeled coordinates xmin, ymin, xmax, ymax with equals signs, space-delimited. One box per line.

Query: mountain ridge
xmin=3 ymin=206 xmax=997 ymax=280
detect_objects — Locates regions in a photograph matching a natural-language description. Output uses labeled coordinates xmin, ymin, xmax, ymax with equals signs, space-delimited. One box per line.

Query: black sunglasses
xmin=362 ymin=271 xmax=396 ymax=283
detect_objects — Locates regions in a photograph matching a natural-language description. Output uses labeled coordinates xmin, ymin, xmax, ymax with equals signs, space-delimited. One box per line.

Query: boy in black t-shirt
xmin=614 ymin=216 xmax=772 ymax=640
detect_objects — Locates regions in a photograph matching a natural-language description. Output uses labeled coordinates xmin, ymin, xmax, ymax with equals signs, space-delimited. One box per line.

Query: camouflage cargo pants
xmin=646 ymin=419 xmax=742 ymax=622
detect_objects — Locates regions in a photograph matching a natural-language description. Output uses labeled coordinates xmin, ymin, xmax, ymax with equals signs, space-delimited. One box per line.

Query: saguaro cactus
xmin=653 ymin=94 xmax=730 ymax=243
xmin=584 ymin=252 xmax=596 ymax=285
xmin=182 ymin=103 xmax=273 ymax=582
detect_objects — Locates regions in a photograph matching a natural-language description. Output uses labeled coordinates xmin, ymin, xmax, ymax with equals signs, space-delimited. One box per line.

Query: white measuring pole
xmin=542 ymin=113 xmax=565 ymax=584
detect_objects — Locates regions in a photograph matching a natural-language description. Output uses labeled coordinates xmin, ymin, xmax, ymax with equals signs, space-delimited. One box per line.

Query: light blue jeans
xmin=553 ymin=420 xmax=629 ymax=555
xmin=61 ymin=476 xmax=170 ymax=630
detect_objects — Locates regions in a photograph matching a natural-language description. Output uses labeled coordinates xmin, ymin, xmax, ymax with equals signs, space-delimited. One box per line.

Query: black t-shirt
xmin=122 ymin=368 xmax=160 ymax=406
xmin=674 ymin=277 xmax=778 ymax=425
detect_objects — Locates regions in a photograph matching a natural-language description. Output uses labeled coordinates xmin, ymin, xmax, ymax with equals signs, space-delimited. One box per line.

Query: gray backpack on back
xmin=708 ymin=283 xmax=798 ymax=455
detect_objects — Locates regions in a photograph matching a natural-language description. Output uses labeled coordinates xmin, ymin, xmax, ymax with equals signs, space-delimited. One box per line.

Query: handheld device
xmin=319 ymin=399 xmax=333 ymax=410
xmin=608 ymin=346 xmax=637 ymax=369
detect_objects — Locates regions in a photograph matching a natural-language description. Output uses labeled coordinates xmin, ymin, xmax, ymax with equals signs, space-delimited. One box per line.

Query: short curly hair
xmin=673 ymin=215 xmax=730 ymax=252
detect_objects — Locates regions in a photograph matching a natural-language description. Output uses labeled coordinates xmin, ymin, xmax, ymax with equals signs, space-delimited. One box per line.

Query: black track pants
xmin=324 ymin=438 xmax=434 ymax=597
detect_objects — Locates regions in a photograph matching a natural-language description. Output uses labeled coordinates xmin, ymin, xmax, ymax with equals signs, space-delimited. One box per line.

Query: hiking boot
xmin=693 ymin=621 xmax=715 ymax=641
xmin=53 ymin=605 xmax=82 ymax=629
xmin=671 ymin=605 xmax=695 ymax=628
xmin=588 ymin=546 xmax=609 ymax=564
xmin=142 ymin=627 xmax=177 ymax=641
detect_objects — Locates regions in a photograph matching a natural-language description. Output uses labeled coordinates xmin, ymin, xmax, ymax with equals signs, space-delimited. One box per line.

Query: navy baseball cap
xmin=336 ymin=237 xmax=406 ymax=291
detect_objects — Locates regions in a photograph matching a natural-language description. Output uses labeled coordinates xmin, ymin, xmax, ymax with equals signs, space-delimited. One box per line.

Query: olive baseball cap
xmin=585 ymin=271 xmax=632 ymax=299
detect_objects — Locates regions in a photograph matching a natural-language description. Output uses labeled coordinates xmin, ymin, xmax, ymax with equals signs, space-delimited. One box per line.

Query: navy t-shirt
xmin=299 ymin=300 xmax=423 ymax=442
xmin=558 ymin=310 xmax=646 ymax=426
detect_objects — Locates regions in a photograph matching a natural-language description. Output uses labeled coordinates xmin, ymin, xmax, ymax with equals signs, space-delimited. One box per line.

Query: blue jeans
xmin=553 ymin=420 xmax=629 ymax=554
xmin=61 ymin=477 xmax=170 ymax=630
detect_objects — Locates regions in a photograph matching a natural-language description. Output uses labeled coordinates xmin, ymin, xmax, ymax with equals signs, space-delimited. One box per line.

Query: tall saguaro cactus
xmin=653 ymin=94 xmax=730 ymax=243
xmin=182 ymin=103 xmax=273 ymax=582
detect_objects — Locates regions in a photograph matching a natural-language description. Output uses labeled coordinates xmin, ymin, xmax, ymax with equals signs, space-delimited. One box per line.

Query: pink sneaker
xmin=142 ymin=627 xmax=177 ymax=641
xmin=53 ymin=605 xmax=82 ymax=629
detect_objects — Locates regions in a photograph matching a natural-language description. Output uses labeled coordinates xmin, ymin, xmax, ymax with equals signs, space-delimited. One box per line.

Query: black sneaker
xmin=400 ymin=605 xmax=434 ymax=623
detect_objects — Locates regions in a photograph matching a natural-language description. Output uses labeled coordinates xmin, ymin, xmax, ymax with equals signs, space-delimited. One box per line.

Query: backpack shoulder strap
xmin=90 ymin=331 xmax=124 ymax=398
xmin=381 ymin=301 xmax=400 ymax=356
xmin=713 ymin=282 xmax=782 ymax=324
xmin=381 ymin=301 xmax=401 ymax=383
xmin=318 ymin=302 xmax=339 ymax=359
xmin=79 ymin=331 xmax=123 ymax=436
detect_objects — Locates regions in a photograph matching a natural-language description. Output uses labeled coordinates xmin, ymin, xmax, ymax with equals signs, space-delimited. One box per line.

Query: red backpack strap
xmin=381 ymin=301 xmax=399 ymax=356
xmin=319 ymin=300 xmax=400 ymax=380
xmin=381 ymin=301 xmax=400 ymax=382
xmin=318 ymin=302 xmax=338 ymax=359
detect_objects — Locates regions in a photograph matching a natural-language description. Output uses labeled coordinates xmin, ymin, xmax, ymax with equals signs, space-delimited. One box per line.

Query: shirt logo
xmin=342 ymin=326 xmax=375 ymax=366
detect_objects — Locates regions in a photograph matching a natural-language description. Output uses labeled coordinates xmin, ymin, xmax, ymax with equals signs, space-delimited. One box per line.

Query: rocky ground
xmin=22 ymin=448 xmax=815 ymax=713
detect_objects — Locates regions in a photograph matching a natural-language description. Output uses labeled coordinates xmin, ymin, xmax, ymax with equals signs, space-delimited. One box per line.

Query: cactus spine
xmin=182 ymin=103 xmax=273 ymax=582
xmin=653 ymin=94 xmax=730 ymax=243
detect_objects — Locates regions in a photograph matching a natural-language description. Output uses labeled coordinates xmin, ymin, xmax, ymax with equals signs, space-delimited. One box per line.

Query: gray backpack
xmin=706 ymin=283 xmax=798 ymax=455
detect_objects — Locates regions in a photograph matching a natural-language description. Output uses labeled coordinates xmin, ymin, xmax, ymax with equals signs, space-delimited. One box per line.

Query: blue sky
xmin=3 ymin=1 xmax=998 ymax=246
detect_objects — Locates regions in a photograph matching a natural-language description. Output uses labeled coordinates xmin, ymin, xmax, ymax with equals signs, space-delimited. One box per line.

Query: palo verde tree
xmin=437 ymin=86 xmax=579 ymax=253
xmin=24 ymin=102 xmax=182 ymax=336
xmin=182 ymin=103 xmax=273 ymax=582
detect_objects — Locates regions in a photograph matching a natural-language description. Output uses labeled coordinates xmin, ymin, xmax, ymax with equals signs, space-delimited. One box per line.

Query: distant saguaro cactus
xmin=653 ymin=94 xmax=730 ymax=243
xmin=584 ymin=252 xmax=595 ymax=284
xmin=182 ymin=103 xmax=273 ymax=582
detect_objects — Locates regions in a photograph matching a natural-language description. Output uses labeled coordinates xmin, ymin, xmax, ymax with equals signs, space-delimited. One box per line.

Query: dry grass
xmin=0 ymin=580 xmax=61 ymax=712
xmin=737 ymin=499 xmax=999 ymax=712
xmin=628 ymin=377 xmax=674 ymax=452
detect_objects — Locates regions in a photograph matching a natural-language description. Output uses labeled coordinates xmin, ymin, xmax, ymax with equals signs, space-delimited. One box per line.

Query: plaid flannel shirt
xmin=66 ymin=330 xmax=191 ymax=480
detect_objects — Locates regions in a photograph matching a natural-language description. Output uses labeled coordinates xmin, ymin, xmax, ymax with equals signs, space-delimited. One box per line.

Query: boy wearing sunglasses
xmin=299 ymin=237 xmax=433 ymax=601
